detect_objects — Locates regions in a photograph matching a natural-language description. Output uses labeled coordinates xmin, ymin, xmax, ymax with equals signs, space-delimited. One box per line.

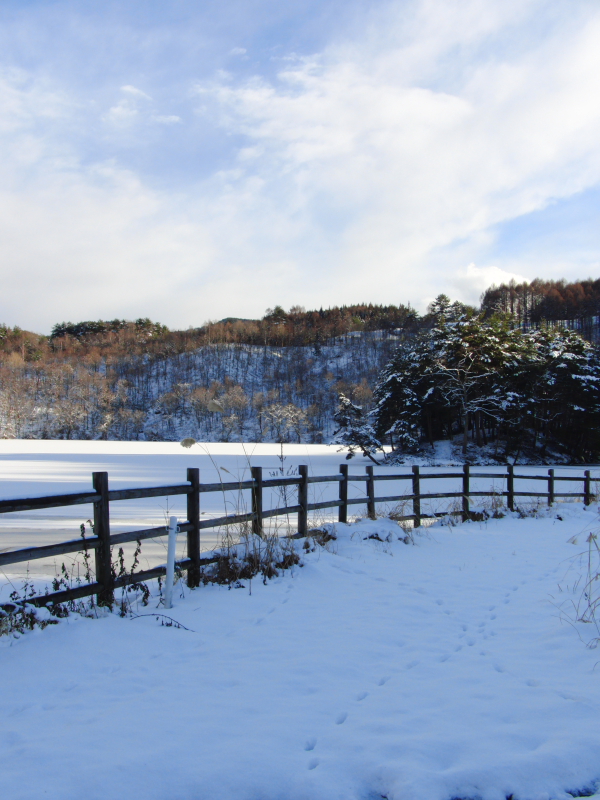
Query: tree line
xmin=481 ymin=277 xmax=600 ymax=330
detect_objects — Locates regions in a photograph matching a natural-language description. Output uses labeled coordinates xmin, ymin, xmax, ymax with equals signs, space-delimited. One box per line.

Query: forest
xmin=1 ymin=278 xmax=599 ymax=460
xmin=480 ymin=277 xmax=600 ymax=336
xmin=335 ymin=296 xmax=600 ymax=463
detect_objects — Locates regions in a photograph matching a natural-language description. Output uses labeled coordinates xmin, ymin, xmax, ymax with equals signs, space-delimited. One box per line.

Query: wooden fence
xmin=0 ymin=465 xmax=594 ymax=609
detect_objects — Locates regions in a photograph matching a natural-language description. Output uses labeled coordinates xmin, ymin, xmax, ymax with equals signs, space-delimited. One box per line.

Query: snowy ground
xmin=3 ymin=500 xmax=600 ymax=799
xmin=2 ymin=442 xmax=600 ymax=799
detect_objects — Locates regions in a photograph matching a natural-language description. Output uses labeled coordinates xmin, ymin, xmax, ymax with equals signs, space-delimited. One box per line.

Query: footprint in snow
xmin=304 ymin=737 xmax=317 ymax=751
xmin=335 ymin=712 xmax=348 ymax=725
xmin=377 ymin=676 xmax=391 ymax=686
xmin=435 ymin=599 xmax=443 ymax=605
xmin=478 ymin=621 xmax=485 ymax=628
xmin=439 ymin=654 xmax=450 ymax=662
xmin=356 ymin=691 xmax=368 ymax=701
xmin=454 ymin=645 xmax=463 ymax=652
xmin=405 ymin=660 xmax=419 ymax=670
xmin=461 ymin=624 xmax=468 ymax=631
xmin=490 ymin=614 xmax=496 ymax=620
xmin=415 ymin=587 xmax=427 ymax=595
xmin=488 ymin=605 xmax=496 ymax=611
xmin=308 ymin=758 xmax=319 ymax=770
xmin=494 ymin=664 xmax=505 ymax=673
xmin=526 ymin=679 xmax=540 ymax=687
xmin=467 ymin=638 xmax=475 ymax=646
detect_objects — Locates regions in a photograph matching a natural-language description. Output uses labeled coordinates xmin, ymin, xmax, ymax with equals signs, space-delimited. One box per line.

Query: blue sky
xmin=0 ymin=0 xmax=599 ymax=333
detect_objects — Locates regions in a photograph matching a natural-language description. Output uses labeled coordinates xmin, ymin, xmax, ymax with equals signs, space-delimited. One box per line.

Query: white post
xmin=164 ymin=516 xmax=178 ymax=610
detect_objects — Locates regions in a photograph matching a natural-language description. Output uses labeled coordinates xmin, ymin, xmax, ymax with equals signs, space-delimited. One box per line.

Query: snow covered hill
xmin=0 ymin=331 xmax=398 ymax=443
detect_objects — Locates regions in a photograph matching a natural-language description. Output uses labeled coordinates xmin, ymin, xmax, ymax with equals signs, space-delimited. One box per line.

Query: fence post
xmin=339 ymin=464 xmax=348 ymax=523
xmin=92 ymin=471 xmax=113 ymax=606
xmin=164 ymin=516 xmax=178 ymax=610
xmin=412 ymin=465 xmax=421 ymax=528
xmin=186 ymin=468 xmax=201 ymax=588
xmin=462 ymin=465 xmax=470 ymax=522
xmin=298 ymin=465 xmax=308 ymax=537
xmin=366 ymin=466 xmax=376 ymax=519
xmin=251 ymin=466 xmax=263 ymax=537
xmin=507 ymin=465 xmax=514 ymax=512
xmin=584 ymin=470 xmax=591 ymax=506
xmin=547 ymin=468 xmax=554 ymax=507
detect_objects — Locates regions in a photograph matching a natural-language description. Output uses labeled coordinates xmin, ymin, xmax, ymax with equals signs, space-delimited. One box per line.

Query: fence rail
xmin=0 ymin=464 xmax=594 ymax=610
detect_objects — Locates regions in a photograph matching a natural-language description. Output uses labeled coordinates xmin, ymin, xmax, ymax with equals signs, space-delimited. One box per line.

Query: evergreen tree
xmin=333 ymin=394 xmax=382 ymax=463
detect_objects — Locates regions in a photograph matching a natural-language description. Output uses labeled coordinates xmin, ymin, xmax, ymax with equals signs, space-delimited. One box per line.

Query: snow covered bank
xmin=2 ymin=506 xmax=600 ymax=800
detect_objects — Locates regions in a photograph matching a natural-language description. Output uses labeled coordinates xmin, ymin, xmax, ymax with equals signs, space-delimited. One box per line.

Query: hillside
xmin=1 ymin=283 xmax=599 ymax=449
xmin=0 ymin=329 xmax=398 ymax=443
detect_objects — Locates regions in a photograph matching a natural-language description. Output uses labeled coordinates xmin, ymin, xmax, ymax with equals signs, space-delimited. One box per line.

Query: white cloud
xmin=450 ymin=263 xmax=528 ymax=306
xmin=152 ymin=114 xmax=182 ymax=124
xmin=1 ymin=0 xmax=600 ymax=331
xmin=104 ymin=100 xmax=139 ymax=125
xmin=229 ymin=47 xmax=247 ymax=56
xmin=120 ymin=85 xmax=153 ymax=100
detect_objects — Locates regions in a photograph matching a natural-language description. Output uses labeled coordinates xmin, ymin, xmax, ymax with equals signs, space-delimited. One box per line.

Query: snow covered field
xmin=2 ymin=442 xmax=600 ymax=799
xmin=2 ymin=502 xmax=600 ymax=800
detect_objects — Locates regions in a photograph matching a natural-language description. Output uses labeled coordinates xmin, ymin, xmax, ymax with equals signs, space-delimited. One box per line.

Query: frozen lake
xmin=0 ymin=439 xmax=597 ymax=584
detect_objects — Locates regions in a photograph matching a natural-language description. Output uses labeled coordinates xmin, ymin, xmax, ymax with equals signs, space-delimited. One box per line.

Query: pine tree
xmin=333 ymin=394 xmax=382 ymax=463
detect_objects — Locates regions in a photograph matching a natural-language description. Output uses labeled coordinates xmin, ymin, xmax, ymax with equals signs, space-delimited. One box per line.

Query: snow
xmin=2 ymin=443 xmax=600 ymax=799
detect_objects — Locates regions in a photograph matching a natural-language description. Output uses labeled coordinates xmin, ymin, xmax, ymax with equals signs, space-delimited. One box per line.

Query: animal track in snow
xmin=308 ymin=758 xmax=319 ymax=770
xmin=304 ymin=737 xmax=317 ymax=751
xmin=356 ymin=691 xmax=368 ymax=701
xmin=377 ymin=676 xmax=391 ymax=686
xmin=335 ymin=712 xmax=348 ymax=725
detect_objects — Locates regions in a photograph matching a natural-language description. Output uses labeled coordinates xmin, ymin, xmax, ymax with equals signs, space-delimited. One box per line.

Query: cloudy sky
xmin=1 ymin=0 xmax=599 ymax=334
